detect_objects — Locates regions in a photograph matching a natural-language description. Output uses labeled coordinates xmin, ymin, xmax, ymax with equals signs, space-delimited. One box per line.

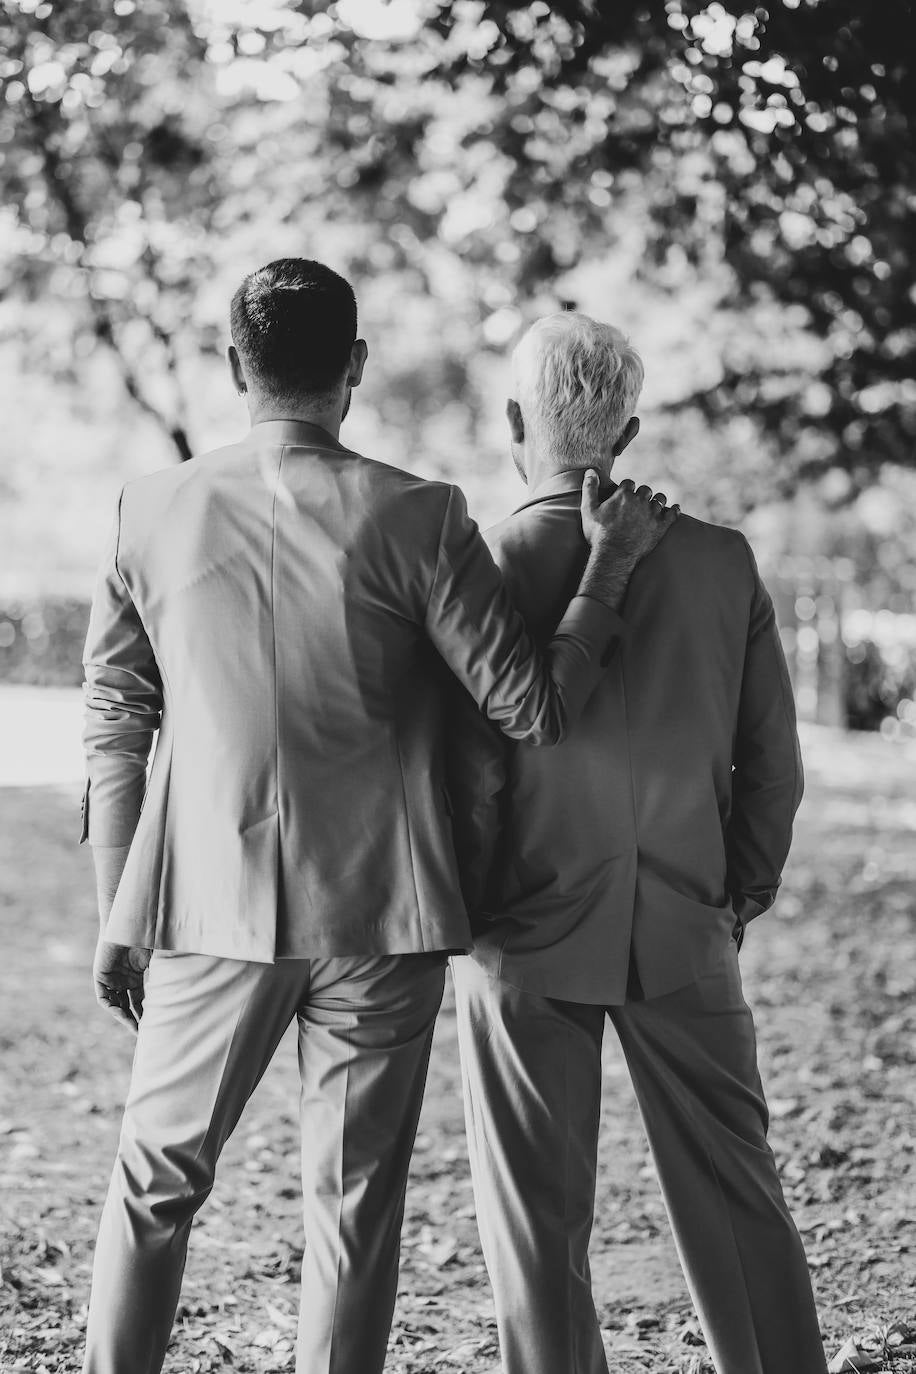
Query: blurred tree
xmin=0 ymin=0 xmax=487 ymax=464
xmin=0 ymin=0 xmax=226 ymax=459
xmin=666 ymin=0 xmax=916 ymax=484
xmin=2 ymin=0 xmax=913 ymax=489
xmin=413 ymin=0 xmax=916 ymax=486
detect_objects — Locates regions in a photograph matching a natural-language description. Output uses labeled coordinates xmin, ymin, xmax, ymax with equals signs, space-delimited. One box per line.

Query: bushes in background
xmin=0 ymin=599 xmax=89 ymax=687
xmin=1 ymin=597 xmax=914 ymax=741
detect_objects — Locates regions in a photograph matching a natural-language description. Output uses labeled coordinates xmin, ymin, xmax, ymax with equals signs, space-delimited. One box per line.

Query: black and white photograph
xmin=0 ymin=2 xmax=914 ymax=1372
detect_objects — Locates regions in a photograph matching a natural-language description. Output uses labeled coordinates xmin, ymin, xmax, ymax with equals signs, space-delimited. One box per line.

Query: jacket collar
xmin=248 ymin=419 xmax=345 ymax=451
xmin=513 ymin=468 xmax=616 ymax=514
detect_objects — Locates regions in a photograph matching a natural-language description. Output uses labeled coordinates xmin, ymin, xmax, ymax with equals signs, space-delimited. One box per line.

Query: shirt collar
xmin=248 ymin=419 xmax=345 ymax=450
xmin=514 ymin=468 xmax=616 ymax=514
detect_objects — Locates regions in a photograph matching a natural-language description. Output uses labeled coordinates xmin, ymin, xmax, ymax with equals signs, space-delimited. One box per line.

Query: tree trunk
xmin=170 ymin=426 xmax=194 ymax=463
xmin=24 ymin=86 xmax=195 ymax=464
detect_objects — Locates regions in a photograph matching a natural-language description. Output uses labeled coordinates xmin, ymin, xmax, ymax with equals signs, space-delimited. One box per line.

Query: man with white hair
xmin=448 ymin=312 xmax=828 ymax=1374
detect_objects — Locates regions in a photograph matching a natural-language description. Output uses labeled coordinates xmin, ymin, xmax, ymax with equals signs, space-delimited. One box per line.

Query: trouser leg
xmin=610 ymin=944 xmax=828 ymax=1374
xmin=83 ymin=952 xmax=309 ymax=1374
xmin=452 ymin=957 xmax=609 ymax=1374
xmin=294 ymin=952 xmax=447 ymax=1374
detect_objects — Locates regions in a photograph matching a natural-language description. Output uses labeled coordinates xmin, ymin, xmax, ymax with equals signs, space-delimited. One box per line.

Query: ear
xmin=227 ymin=345 xmax=247 ymax=396
xmin=506 ymin=398 xmax=525 ymax=444
xmin=612 ymin=415 xmax=640 ymax=458
xmin=347 ymin=339 xmax=368 ymax=389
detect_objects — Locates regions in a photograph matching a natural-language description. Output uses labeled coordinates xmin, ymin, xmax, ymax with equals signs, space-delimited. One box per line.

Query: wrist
xmin=588 ymin=535 xmax=636 ymax=569
xmin=586 ymin=528 xmax=615 ymax=555
xmin=579 ymin=562 xmax=630 ymax=612
xmin=92 ymin=843 xmax=130 ymax=932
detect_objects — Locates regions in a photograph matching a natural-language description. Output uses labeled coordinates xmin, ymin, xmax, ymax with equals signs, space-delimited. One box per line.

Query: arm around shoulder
xmin=423 ymin=483 xmax=624 ymax=746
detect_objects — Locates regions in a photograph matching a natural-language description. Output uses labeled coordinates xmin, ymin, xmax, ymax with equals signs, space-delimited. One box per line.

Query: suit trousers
xmin=451 ymin=945 xmax=828 ymax=1374
xmin=82 ymin=949 xmax=447 ymax=1374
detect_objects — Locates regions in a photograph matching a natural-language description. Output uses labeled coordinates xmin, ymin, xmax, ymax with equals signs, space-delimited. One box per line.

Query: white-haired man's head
xmin=507 ymin=311 xmax=644 ymax=483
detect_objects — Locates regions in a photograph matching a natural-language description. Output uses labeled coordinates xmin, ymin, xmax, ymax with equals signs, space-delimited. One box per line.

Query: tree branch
xmin=22 ymin=86 xmax=194 ymax=463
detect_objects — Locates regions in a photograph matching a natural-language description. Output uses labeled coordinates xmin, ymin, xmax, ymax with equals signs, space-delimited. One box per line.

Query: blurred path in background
xmin=0 ymin=685 xmax=84 ymax=787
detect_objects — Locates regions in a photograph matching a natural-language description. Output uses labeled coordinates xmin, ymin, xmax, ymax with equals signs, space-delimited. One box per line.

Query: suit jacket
xmin=81 ymin=422 xmax=623 ymax=962
xmin=447 ymin=469 xmax=803 ymax=1004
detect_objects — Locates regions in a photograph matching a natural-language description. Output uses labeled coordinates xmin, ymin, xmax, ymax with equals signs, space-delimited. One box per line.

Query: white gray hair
xmin=511 ymin=312 xmax=645 ymax=469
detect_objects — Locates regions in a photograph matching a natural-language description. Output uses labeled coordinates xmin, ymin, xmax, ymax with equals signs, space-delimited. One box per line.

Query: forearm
xmin=92 ymin=843 xmax=131 ymax=931
xmin=578 ymin=537 xmax=639 ymax=611
xmin=81 ymin=670 xmax=161 ymax=845
xmin=729 ymin=541 xmax=804 ymax=921
xmin=82 ymin=488 xmax=163 ymax=845
xmin=726 ymin=778 xmax=801 ymax=923
xmin=82 ymin=739 xmax=151 ymax=828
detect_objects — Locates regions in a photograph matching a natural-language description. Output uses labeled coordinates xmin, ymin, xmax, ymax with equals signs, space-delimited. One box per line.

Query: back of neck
xmin=249 ymin=401 xmax=342 ymax=439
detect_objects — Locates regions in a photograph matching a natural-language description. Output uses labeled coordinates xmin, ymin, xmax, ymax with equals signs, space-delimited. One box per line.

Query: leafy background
xmin=1 ymin=0 xmax=914 ymax=591
xmin=1 ymin=3 xmax=915 ymax=1371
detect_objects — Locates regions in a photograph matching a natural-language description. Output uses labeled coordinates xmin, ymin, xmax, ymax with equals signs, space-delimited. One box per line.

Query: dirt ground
xmin=1 ymin=724 xmax=915 ymax=1374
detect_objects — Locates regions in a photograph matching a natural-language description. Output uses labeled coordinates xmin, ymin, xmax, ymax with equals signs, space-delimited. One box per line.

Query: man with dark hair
xmin=229 ymin=257 xmax=358 ymax=402
xmin=80 ymin=258 xmax=676 ymax=1374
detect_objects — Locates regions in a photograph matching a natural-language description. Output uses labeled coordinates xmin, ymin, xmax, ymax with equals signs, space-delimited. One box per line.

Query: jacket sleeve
xmin=425 ymin=485 xmax=624 ymax=745
xmin=81 ymin=490 xmax=162 ymax=847
xmin=445 ymin=680 xmax=508 ymax=920
xmin=726 ymin=538 xmax=804 ymax=925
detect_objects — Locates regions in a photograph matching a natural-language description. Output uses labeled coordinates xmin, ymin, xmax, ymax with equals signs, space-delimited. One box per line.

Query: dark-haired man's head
xmin=228 ymin=258 xmax=367 ymax=432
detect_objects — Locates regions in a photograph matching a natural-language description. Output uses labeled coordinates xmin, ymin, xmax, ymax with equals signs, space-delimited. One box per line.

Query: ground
xmin=1 ymin=723 xmax=915 ymax=1374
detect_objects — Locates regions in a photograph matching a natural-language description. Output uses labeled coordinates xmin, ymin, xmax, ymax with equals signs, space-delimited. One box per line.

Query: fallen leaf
xmin=827 ymin=1336 xmax=883 ymax=1372
xmin=677 ymin=1319 xmax=707 ymax=1346
xmin=434 ymin=1336 xmax=494 ymax=1364
xmin=422 ymin=1237 xmax=460 ymax=1267
xmin=30 ymin=1266 xmax=65 ymax=1287
xmin=626 ymin=1311 xmax=660 ymax=1330
xmin=262 ymin=1300 xmax=297 ymax=1332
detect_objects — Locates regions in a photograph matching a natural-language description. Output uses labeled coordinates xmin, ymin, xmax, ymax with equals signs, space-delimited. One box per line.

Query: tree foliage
xmin=1 ymin=0 xmax=913 ymax=487
xmin=0 ymin=0 xmax=223 ymax=459
xmin=415 ymin=0 xmax=916 ymax=483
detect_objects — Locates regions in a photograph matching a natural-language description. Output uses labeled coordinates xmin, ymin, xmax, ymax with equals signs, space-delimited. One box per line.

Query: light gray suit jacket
xmin=81 ymin=422 xmax=622 ymax=961
xmin=448 ymin=470 xmax=803 ymax=1004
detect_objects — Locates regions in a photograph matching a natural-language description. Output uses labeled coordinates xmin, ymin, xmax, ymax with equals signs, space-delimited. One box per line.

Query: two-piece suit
xmin=448 ymin=470 xmax=827 ymax=1374
xmin=80 ymin=424 xmax=623 ymax=1374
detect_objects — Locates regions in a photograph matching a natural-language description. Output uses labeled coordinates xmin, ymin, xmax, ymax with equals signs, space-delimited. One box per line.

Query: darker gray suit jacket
xmin=448 ymin=469 xmax=803 ymax=1004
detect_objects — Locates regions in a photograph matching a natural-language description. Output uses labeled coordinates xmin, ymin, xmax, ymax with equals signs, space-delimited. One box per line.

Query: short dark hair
xmin=230 ymin=258 xmax=358 ymax=400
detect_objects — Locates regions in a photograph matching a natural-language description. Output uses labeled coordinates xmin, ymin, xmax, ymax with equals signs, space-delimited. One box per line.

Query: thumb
xmin=580 ymin=469 xmax=600 ymax=519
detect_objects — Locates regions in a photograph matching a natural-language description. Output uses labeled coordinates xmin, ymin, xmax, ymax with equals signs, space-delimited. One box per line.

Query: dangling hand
xmin=93 ymin=938 xmax=152 ymax=1035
